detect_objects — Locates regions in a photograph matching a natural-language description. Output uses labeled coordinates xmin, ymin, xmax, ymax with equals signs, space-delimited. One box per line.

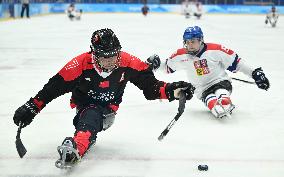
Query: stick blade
xmin=158 ymin=129 xmax=169 ymax=141
xmin=158 ymin=134 xmax=164 ymax=141
xmin=16 ymin=138 xmax=27 ymax=158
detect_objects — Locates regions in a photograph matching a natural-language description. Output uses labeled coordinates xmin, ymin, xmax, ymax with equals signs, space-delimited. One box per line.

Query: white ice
xmin=0 ymin=13 xmax=284 ymax=177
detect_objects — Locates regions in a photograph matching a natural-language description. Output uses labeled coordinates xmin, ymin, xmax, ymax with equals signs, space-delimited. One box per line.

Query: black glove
xmin=165 ymin=81 xmax=195 ymax=102
xmin=252 ymin=67 xmax=270 ymax=91
xmin=146 ymin=54 xmax=161 ymax=70
xmin=13 ymin=98 xmax=40 ymax=128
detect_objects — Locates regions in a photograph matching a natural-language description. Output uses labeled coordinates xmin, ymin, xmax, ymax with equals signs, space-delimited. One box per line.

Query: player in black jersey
xmin=13 ymin=28 xmax=195 ymax=168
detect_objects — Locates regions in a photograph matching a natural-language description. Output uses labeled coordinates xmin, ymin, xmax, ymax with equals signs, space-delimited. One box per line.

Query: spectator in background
xmin=141 ymin=4 xmax=149 ymax=16
xmin=9 ymin=2 xmax=15 ymax=18
xmin=20 ymin=0 xmax=30 ymax=18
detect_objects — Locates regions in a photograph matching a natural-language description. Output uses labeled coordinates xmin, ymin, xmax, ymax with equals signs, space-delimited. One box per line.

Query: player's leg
xmin=56 ymin=105 xmax=110 ymax=168
xmin=265 ymin=16 xmax=269 ymax=24
xmin=193 ymin=12 xmax=202 ymax=19
xmin=215 ymin=88 xmax=235 ymax=115
xmin=202 ymin=80 xmax=233 ymax=118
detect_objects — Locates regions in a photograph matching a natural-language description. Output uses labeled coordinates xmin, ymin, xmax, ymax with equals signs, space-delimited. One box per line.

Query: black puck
xmin=198 ymin=165 xmax=208 ymax=171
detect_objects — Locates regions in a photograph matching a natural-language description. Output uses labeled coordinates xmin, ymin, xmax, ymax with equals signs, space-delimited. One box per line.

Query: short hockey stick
xmin=232 ymin=77 xmax=255 ymax=84
xmin=158 ymin=91 xmax=187 ymax=141
xmin=15 ymin=122 xmax=27 ymax=158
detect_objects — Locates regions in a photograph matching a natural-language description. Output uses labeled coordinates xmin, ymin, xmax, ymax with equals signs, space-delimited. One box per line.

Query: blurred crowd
xmin=0 ymin=0 xmax=282 ymax=5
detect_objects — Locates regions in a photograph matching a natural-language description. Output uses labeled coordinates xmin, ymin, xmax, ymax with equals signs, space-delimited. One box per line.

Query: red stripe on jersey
xmin=109 ymin=104 xmax=119 ymax=112
xmin=58 ymin=52 xmax=94 ymax=81
xmin=70 ymin=98 xmax=77 ymax=109
xmin=70 ymin=102 xmax=77 ymax=109
xmin=206 ymin=43 xmax=234 ymax=55
xmin=73 ymin=131 xmax=91 ymax=156
xmin=170 ymin=48 xmax=187 ymax=59
xmin=160 ymin=83 xmax=168 ymax=99
xmin=119 ymin=51 xmax=149 ymax=71
xmin=33 ymin=98 xmax=45 ymax=110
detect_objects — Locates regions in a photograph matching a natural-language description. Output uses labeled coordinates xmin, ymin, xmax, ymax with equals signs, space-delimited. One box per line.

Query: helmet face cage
xmin=183 ymin=26 xmax=204 ymax=55
xmin=90 ymin=28 xmax=122 ymax=72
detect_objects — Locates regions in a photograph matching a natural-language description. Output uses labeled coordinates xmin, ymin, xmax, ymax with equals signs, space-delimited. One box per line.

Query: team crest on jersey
xmin=194 ymin=59 xmax=210 ymax=76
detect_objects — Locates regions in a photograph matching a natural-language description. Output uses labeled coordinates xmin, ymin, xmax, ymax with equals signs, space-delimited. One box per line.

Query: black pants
xmin=9 ymin=4 xmax=14 ymax=18
xmin=73 ymin=106 xmax=102 ymax=142
xmin=21 ymin=4 xmax=29 ymax=18
xmin=73 ymin=105 xmax=114 ymax=142
xmin=201 ymin=80 xmax=232 ymax=102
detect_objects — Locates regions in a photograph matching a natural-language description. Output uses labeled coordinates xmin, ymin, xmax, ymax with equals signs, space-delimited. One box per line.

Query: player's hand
xmin=146 ymin=54 xmax=161 ymax=70
xmin=13 ymin=98 xmax=40 ymax=128
xmin=252 ymin=67 xmax=270 ymax=91
xmin=165 ymin=81 xmax=195 ymax=102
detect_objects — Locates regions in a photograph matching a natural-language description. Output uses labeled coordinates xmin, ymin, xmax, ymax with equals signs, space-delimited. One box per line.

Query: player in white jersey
xmin=265 ymin=6 xmax=279 ymax=27
xmin=66 ymin=3 xmax=82 ymax=21
xmin=192 ymin=2 xmax=202 ymax=19
xmin=147 ymin=26 xmax=270 ymax=118
xmin=181 ymin=0 xmax=202 ymax=19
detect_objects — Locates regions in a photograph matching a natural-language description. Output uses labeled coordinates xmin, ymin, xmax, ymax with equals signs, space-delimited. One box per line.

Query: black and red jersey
xmin=33 ymin=51 xmax=168 ymax=112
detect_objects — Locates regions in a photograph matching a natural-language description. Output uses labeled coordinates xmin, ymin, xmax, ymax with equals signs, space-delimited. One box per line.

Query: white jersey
xmin=266 ymin=11 xmax=279 ymax=23
xmin=164 ymin=43 xmax=254 ymax=99
xmin=192 ymin=3 xmax=203 ymax=15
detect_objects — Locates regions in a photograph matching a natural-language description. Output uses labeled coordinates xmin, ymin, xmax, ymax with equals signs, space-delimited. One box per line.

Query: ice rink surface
xmin=0 ymin=13 xmax=284 ymax=177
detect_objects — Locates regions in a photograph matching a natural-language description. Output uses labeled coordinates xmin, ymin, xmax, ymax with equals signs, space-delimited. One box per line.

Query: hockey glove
xmin=165 ymin=81 xmax=195 ymax=102
xmin=146 ymin=54 xmax=161 ymax=70
xmin=13 ymin=98 xmax=41 ymax=128
xmin=252 ymin=67 xmax=270 ymax=91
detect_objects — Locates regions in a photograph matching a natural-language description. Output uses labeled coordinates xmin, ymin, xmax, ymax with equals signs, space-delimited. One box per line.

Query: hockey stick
xmin=15 ymin=122 xmax=27 ymax=158
xmin=158 ymin=91 xmax=187 ymax=141
xmin=232 ymin=77 xmax=255 ymax=84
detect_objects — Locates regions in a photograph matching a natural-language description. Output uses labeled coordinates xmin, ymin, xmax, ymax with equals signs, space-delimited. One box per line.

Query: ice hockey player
xmin=193 ymin=2 xmax=202 ymax=19
xmin=181 ymin=0 xmax=192 ymax=18
xmin=141 ymin=4 xmax=149 ymax=16
xmin=147 ymin=26 xmax=270 ymax=119
xmin=265 ymin=6 xmax=279 ymax=27
xmin=181 ymin=0 xmax=202 ymax=19
xmin=66 ymin=3 xmax=82 ymax=21
xmin=13 ymin=28 xmax=195 ymax=168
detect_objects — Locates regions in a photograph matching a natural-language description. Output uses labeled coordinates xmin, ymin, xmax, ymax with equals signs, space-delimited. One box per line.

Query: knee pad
xmin=215 ymin=89 xmax=233 ymax=106
xmin=215 ymin=89 xmax=231 ymax=101
xmin=75 ymin=106 xmax=104 ymax=133
xmin=204 ymin=94 xmax=222 ymax=118
xmin=204 ymin=92 xmax=235 ymax=118
xmin=204 ymin=93 xmax=217 ymax=110
xmin=102 ymin=112 xmax=116 ymax=131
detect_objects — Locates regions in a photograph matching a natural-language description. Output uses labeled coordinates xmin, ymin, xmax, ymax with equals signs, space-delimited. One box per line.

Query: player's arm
xmin=145 ymin=54 xmax=172 ymax=73
xmin=146 ymin=50 xmax=188 ymax=74
xmin=219 ymin=46 xmax=270 ymax=91
xmin=131 ymin=68 xmax=194 ymax=102
xmin=128 ymin=57 xmax=194 ymax=102
xmin=13 ymin=53 xmax=88 ymax=128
